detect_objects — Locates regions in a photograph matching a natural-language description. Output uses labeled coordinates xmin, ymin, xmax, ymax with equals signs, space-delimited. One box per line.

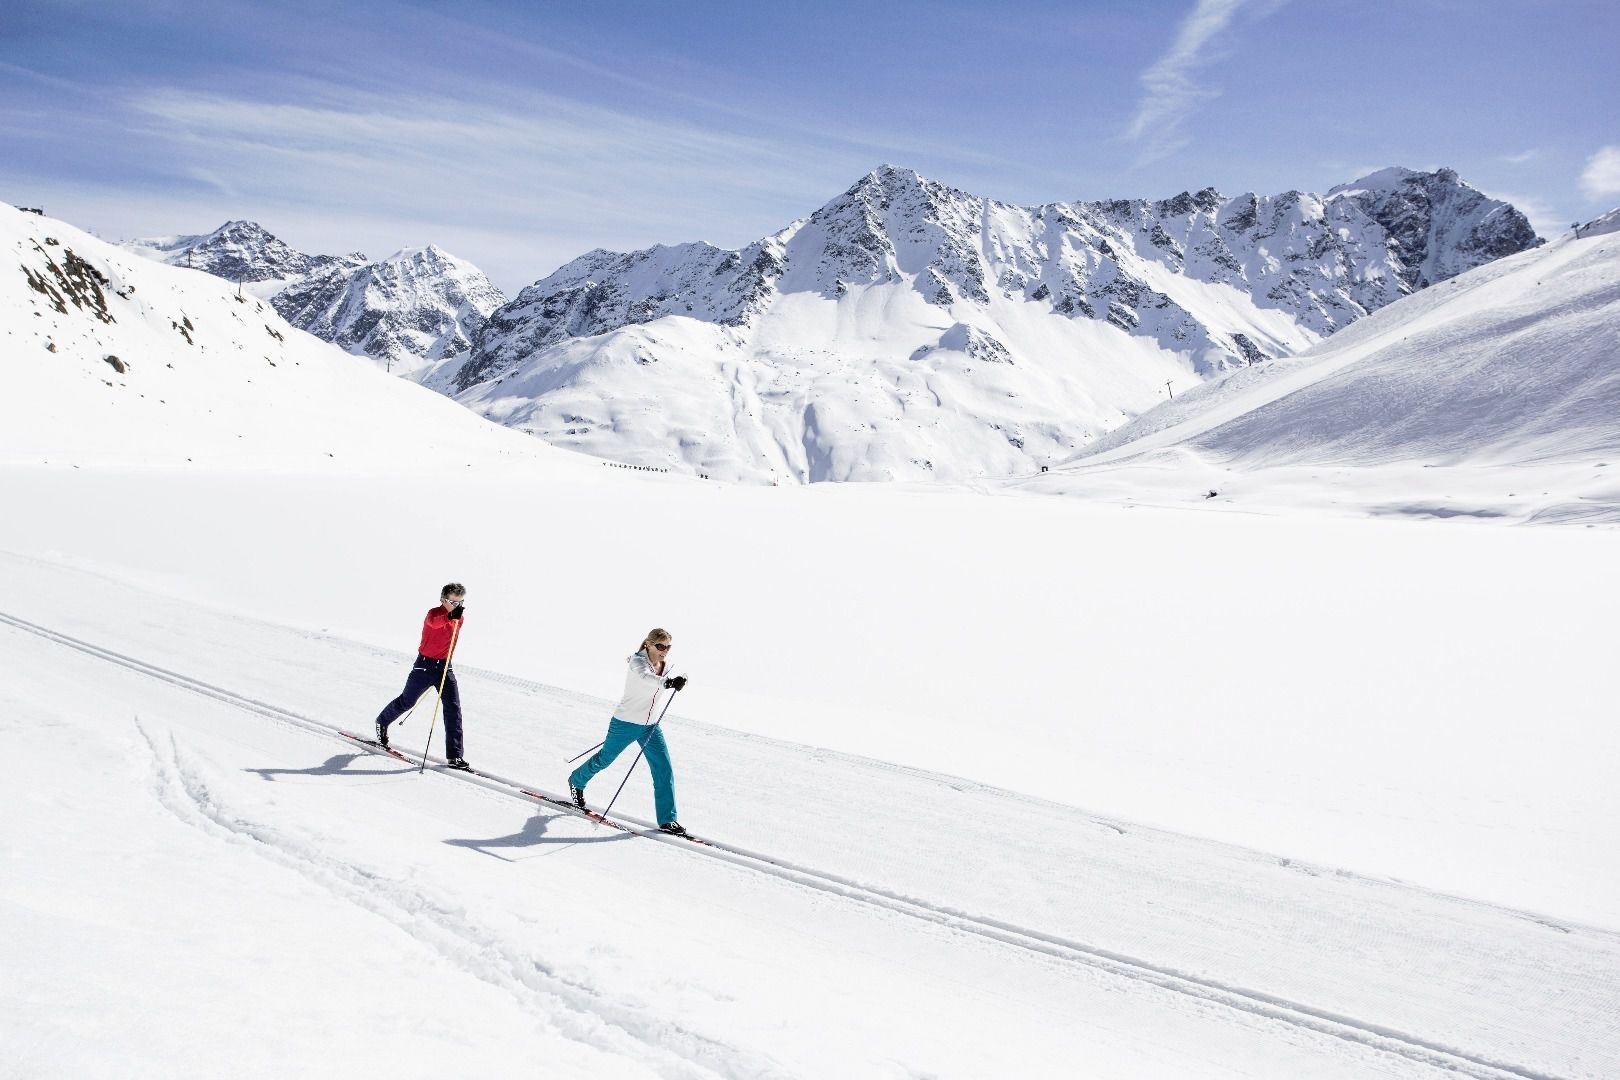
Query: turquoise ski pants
xmin=569 ymin=718 xmax=678 ymax=825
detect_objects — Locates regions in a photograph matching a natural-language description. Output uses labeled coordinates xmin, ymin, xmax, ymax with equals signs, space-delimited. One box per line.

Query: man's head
xmin=440 ymin=582 xmax=466 ymax=606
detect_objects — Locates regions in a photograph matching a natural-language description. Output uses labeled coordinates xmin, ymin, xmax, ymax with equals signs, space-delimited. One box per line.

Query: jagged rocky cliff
xmin=127 ymin=223 xmax=504 ymax=373
xmin=430 ymin=165 xmax=1537 ymax=482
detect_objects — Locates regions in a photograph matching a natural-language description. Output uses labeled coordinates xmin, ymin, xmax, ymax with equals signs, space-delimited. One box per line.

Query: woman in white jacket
xmin=568 ymin=627 xmax=689 ymax=835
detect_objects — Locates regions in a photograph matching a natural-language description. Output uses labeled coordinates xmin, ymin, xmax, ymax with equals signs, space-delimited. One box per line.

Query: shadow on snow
xmin=445 ymin=812 xmax=631 ymax=861
xmin=244 ymin=751 xmax=415 ymax=781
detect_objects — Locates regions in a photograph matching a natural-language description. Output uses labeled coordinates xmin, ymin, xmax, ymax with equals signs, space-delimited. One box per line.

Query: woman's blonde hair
xmin=637 ymin=627 xmax=672 ymax=654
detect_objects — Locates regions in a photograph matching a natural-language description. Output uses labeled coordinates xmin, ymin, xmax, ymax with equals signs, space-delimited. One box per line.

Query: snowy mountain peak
xmin=383 ymin=243 xmax=457 ymax=265
xmin=1327 ymin=166 xmax=1423 ymax=197
xmin=1152 ymin=187 xmax=1225 ymax=217
xmin=1324 ymin=166 xmax=1539 ymax=288
xmin=211 ymin=218 xmax=273 ymax=241
xmin=126 ymin=224 xmax=505 ymax=373
xmin=127 ymin=218 xmax=361 ymax=286
xmin=813 ymin=165 xmax=981 ymax=243
xmin=852 ymin=163 xmax=930 ymax=192
xmin=442 ymin=164 xmax=1544 ymax=481
xmin=274 ymin=245 xmax=506 ymax=371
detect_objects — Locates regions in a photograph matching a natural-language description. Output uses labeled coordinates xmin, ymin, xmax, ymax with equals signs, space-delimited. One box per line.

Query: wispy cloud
xmin=114 ymin=82 xmax=882 ymax=289
xmin=1344 ymin=164 xmax=1391 ymax=183
xmin=0 ymin=59 xmax=103 ymax=97
xmin=1501 ymin=149 xmax=1542 ymax=165
xmin=1123 ymin=0 xmax=1258 ymax=166
xmin=1579 ymin=146 xmax=1620 ymax=201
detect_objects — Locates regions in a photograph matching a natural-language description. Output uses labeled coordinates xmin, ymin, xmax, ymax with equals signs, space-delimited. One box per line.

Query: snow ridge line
xmin=129 ymin=716 xmax=790 ymax=1080
xmin=0 ymin=610 xmax=1563 ymax=1080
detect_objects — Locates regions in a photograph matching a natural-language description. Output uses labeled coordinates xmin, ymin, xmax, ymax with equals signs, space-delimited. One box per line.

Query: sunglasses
xmin=651 ymin=643 xmax=671 ymax=652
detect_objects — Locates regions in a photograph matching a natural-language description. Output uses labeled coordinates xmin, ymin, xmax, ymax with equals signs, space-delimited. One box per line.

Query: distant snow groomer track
xmin=0 ymin=608 xmax=1566 ymax=1080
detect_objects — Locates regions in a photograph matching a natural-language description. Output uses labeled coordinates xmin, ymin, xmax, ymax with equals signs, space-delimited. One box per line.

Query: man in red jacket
xmin=375 ymin=583 xmax=470 ymax=769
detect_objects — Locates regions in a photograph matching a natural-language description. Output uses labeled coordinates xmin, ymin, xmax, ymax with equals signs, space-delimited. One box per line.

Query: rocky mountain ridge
xmin=126 ymin=223 xmax=504 ymax=373
xmin=458 ymin=165 xmax=1537 ymax=394
xmin=434 ymin=164 xmax=1538 ymax=482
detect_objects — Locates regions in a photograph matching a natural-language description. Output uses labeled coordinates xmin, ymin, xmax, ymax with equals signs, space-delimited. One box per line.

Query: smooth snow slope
xmin=1072 ymin=224 xmax=1620 ymax=467
xmin=2 ymin=206 xmax=570 ymax=472
xmin=3 ymin=555 xmax=1616 ymax=1079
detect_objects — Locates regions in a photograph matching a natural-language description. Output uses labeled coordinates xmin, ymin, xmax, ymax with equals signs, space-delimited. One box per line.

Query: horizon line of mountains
xmin=128 ymin=164 xmax=1539 ymax=374
xmin=123 ymin=163 xmax=1550 ymax=481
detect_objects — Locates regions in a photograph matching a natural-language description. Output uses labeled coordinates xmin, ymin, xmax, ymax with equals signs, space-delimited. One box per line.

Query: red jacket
xmin=417 ymin=606 xmax=463 ymax=660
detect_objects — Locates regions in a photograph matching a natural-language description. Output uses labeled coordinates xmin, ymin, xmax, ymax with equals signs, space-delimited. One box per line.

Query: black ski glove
xmin=448 ymin=604 xmax=465 ymax=620
xmin=664 ymin=675 xmax=687 ymax=691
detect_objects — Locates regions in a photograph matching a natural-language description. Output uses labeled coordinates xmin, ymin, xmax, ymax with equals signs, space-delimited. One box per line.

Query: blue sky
xmin=3 ymin=0 xmax=1617 ymax=291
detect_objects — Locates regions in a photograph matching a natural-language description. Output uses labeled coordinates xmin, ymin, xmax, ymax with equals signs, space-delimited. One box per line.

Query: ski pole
xmin=419 ymin=617 xmax=463 ymax=775
xmin=393 ymin=696 xmax=423 ymax=728
xmin=597 ymin=687 xmax=679 ymax=824
xmin=566 ymin=740 xmax=605 ymax=764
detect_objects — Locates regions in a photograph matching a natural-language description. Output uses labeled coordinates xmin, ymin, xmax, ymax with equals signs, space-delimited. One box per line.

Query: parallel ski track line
xmin=0 ymin=609 xmax=1565 ymax=1080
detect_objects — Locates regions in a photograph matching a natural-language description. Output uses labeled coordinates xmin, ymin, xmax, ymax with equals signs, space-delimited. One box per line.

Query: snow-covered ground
xmin=1018 ymin=219 xmax=1620 ymax=523
xmin=4 ymin=554 xmax=1617 ymax=1079
xmin=5 ymin=203 xmax=1619 ymax=1076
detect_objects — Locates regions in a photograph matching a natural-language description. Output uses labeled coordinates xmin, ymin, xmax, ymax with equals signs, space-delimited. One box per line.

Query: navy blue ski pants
xmin=376 ymin=654 xmax=463 ymax=759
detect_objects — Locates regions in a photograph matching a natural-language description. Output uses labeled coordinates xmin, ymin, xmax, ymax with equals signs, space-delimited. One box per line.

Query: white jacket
xmin=612 ymin=651 xmax=677 ymax=724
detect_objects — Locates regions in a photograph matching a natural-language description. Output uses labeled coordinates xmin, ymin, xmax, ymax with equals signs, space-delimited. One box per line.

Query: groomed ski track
xmin=0 ymin=607 xmax=1578 ymax=1080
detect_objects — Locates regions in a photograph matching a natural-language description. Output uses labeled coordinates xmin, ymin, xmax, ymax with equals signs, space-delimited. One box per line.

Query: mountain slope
xmin=126 ymin=221 xmax=505 ymax=374
xmin=1326 ymin=167 xmax=1540 ymax=289
xmin=272 ymin=245 xmax=505 ymax=369
xmin=1071 ymin=220 xmax=1620 ymax=468
xmin=126 ymin=219 xmax=365 ymax=291
xmin=437 ymin=165 xmax=1538 ymax=482
xmin=4 ymin=205 xmax=556 ymax=471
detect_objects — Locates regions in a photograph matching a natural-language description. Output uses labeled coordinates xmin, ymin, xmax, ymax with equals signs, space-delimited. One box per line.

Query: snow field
xmin=4 ymin=462 xmax=1616 ymax=935
xmin=4 ymin=555 xmax=1616 ymax=1078
xmin=7 ymin=195 xmax=1620 ymax=1077
xmin=2 ymin=642 xmax=641 ymax=1079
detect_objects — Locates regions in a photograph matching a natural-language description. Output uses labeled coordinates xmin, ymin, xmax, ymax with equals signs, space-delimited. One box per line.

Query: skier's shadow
xmin=245 ymin=751 xmax=414 ymax=781
xmin=445 ymin=811 xmax=629 ymax=861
